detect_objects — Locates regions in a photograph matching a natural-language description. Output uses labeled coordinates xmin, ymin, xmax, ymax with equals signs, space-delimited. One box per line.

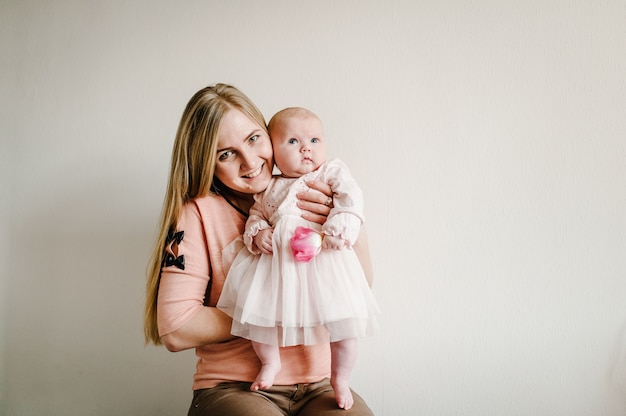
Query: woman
xmin=144 ymin=83 xmax=374 ymax=415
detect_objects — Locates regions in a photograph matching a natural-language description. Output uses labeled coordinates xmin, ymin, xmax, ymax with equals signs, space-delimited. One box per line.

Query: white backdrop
xmin=2 ymin=1 xmax=625 ymax=415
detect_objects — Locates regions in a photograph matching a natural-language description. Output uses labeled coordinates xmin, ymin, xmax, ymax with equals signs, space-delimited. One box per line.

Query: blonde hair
xmin=144 ymin=83 xmax=267 ymax=345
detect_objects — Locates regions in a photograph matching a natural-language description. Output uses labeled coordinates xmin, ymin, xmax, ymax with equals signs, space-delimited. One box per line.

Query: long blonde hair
xmin=144 ymin=83 xmax=267 ymax=345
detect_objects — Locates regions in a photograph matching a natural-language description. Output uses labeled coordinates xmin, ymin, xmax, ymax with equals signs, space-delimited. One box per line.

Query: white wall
xmin=2 ymin=1 xmax=625 ymax=415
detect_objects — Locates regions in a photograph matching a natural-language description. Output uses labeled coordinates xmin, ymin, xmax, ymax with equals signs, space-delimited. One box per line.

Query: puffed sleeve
xmin=157 ymin=201 xmax=210 ymax=337
xmin=242 ymin=192 xmax=271 ymax=253
xmin=322 ymin=159 xmax=365 ymax=246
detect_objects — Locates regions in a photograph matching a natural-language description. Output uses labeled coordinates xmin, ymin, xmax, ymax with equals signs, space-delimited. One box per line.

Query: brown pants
xmin=188 ymin=378 xmax=374 ymax=416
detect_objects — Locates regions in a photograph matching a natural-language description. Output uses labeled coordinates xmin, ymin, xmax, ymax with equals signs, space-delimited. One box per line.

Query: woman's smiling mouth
xmin=243 ymin=164 xmax=263 ymax=179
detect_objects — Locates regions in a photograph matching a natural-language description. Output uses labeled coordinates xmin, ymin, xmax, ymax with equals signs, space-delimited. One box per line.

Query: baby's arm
xmin=322 ymin=212 xmax=361 ymax=250
xmin=243 ymin=193 xmax=272 ymax=254
xmin=321 ymin=160 xmax=365 ymax=248
xmin=253 ymin=228 xmax=274 ymax=254
xmin=322 ymin=234 xmax=346 ymax=250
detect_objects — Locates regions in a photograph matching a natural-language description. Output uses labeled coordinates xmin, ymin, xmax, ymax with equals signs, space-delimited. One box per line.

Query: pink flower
xmin=290 ymin=226 xmax=322 ymax=263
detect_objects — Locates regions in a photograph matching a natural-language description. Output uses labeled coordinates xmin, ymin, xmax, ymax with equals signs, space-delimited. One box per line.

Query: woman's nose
xmin=240 ymin=150 xmax=256 ymax=167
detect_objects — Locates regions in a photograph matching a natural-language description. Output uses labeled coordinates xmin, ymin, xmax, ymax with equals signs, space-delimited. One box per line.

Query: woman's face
xmin=214 ymin=108 xmax=274 ymax=195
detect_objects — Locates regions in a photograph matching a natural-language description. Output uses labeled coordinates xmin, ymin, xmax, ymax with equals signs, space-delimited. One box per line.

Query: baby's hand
xmin=322 ymin=235 xmax=345 ymax=250
xmin=254 ymin=228 xmax=274 ymax=254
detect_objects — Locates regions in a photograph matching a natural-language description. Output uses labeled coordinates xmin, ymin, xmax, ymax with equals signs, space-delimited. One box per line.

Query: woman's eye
xmin=248 ymin=134 xmax=259 ymax=143
xmin=218 ymin=150 xmax=233 ymax=161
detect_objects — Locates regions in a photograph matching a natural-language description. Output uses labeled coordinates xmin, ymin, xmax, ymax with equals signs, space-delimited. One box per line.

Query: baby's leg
xmin=330 ymin=338 xmax=358 ymax=410
xmin=250 ymin=341 xmax=281 ymax=391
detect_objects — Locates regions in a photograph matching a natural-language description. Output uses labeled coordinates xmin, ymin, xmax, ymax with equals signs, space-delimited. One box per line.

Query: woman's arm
xmin=353 ymin=226 xmax=374 ymax=287
xmin=157 ymin=200 xmax=238 ymax=352
xmin=161 ymin=307 xmax=234 ymax=352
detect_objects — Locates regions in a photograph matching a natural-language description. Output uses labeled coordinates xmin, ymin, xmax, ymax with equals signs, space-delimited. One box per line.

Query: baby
xmin=217 ymin=107 xmax=379 ymax=410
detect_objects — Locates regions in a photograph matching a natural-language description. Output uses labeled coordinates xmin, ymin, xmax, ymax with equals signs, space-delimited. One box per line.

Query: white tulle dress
xmin=217 ymin=159 xmax=380 ymax=347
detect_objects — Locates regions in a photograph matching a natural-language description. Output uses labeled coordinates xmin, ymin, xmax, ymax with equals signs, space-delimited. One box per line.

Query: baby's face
xmin=270 ymin=116 xmax=327 ymax=178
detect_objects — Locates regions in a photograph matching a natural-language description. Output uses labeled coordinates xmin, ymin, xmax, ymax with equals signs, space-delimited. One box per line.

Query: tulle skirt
xmin=217 ymin=217 xmax=380 ymax=347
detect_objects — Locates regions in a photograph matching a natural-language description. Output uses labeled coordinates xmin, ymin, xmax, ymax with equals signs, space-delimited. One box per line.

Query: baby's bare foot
xmin=250 ymin=363 xmax=281 ymax=391
xmin=331 ymin=377 xmax=354 ymax=410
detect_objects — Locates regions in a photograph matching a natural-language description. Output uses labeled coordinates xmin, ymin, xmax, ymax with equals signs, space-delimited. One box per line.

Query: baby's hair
xmin=268 ymin=107 xmax=320 ymax=134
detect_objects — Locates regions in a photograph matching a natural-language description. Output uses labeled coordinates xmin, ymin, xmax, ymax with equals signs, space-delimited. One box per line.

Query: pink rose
xmin=290 ymin=226 xmax=322 ymax=263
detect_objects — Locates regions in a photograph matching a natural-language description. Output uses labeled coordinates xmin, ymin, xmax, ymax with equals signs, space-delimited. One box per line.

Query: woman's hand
xmin=296 ymin=180 xmax=333 ymax=225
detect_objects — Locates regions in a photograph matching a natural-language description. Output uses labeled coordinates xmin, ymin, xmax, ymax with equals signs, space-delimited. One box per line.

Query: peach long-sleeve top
xmin=157 ymin=194 xmax=331 ymax=390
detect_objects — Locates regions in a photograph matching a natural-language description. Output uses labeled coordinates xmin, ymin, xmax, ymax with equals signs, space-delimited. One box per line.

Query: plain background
xmin=2 ymin=1 xmax=625 ymax=415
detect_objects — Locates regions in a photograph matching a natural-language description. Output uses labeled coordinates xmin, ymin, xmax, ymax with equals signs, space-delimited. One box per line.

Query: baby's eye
xmin=288 ymin=138 xmax=298 ymax=144
xmin=311 ymin=138 xmax=319 ymax=143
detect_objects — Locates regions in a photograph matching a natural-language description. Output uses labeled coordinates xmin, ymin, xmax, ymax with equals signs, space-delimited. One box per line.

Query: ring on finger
xmin=324 ymin=197 xmax=333 ymax=207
